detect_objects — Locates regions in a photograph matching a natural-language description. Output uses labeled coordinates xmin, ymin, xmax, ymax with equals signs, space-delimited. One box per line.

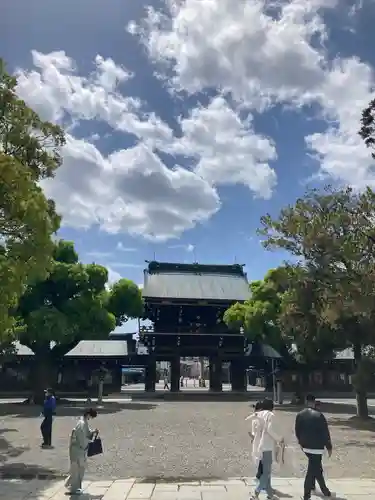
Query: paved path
xmin=0 ymin=477 xmax=372 ymax=499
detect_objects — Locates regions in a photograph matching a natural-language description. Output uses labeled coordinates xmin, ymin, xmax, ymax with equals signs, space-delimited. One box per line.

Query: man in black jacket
xmin=295 ymin=394 xmax=334 ymax=500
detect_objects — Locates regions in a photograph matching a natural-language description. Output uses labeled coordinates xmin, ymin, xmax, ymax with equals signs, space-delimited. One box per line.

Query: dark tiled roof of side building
xmin=14 ymin=340 xmax=129 ymax=357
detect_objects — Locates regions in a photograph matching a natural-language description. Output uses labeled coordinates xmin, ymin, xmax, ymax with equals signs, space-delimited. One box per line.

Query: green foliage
xmin=224 ymin=266 xmax=288 ymax=348
xmin=359 ymin=98 xmax=375 ymax=159
xmin=278 ymin=266 xmax=340 ymax=362
xmin=223 ymin=302 xmax=247 ymax=332
xmin=0 ymin=59 xmax=65 ymax=180
xmin=107 ymin=279 xmax=144 ymax=326
xmin=259 ymin=186 xmax=375 ymax=415
xmin=16 ymin=240 xmax=142 ymax=353
xmin=0 ymin=60 xmax=65 ymax=339
xmin=259 ymin=186 xmax=375 ymax=325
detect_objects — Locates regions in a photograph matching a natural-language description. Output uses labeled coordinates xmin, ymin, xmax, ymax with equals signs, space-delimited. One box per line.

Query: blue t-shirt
xmin=44 ymin=396 xmax=56 ymax=414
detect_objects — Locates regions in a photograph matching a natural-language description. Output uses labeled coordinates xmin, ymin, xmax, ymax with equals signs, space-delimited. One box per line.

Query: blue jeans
xmin=255 ymin=450 xmax=272 ymax=496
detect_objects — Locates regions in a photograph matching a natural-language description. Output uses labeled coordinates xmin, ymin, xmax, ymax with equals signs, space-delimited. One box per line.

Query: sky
xmin=1 ymin=0 xmax=375 ymax=333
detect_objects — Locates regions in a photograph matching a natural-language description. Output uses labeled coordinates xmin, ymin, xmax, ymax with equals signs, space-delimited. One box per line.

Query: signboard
xmin=122 ymin=366 xmax=145 ymax=374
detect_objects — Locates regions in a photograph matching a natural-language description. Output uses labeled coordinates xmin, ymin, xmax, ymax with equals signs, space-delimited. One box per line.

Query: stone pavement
xmin=0 ymin=477 xmax=373 ymax=500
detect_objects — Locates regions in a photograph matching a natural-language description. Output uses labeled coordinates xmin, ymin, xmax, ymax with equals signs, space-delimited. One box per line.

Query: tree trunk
xmin=31 ymin=352 xmax=55 ymax=405
xmin=97 ymin=380 xmax=104 ymax=404
xmin=356 ymin=390 xmax=369 ymax=419
xmin=353 ymin=342 xmax=369 ymax=419
xmin=22 ymin=339 xmax=81 ymax=404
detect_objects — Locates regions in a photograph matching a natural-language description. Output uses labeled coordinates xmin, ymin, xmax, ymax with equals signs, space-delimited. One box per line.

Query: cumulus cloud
xmin=169 ymin=96 xmax=277 ymax=198
xmin=116 ymin=243 xmax=137 ymax=252
xmin=132 ymin=0 xmax=375 ymax=188
xmin=168 ymin=243 xmax=195 ymax=252
xmin=16 ymin=49 xmax=277 ymax=240
xmin=14 ymin=0 xmax=375 ymax=244
xmin=133 ymin=0 xmax=335 ymax=106
xmin=40 ymin=134 xmax=220 ymax=241
xmin=106 ymin=266 xmax=122 ymax=286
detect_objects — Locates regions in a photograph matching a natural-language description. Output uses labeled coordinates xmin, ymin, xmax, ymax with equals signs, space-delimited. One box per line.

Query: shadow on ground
xmin=0 ymin=428 xmax=30 ymax=462
xmin=71 ymin=496 xmax=103 ymax=499
xmin=277 ymin=401 xmax=375 ymax=416
xmin=0 ymin=465 xmax=69 ymax=500
xmin=0 ymin=462 xmax=62 ymax=479
xmin=272 ymin=489 xmax=293 ymax=499
xmin=0 ymin=401 xmax=157 ymax=418
xmin=329 ymin=415 xmax=375 ymax=432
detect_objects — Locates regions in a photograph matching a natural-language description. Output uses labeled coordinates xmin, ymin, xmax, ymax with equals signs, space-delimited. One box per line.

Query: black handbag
xmin=87 ymin=436 xmax=103 ymax=457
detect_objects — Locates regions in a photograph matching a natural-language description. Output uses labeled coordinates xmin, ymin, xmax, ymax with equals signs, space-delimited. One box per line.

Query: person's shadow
xmin=65 ymin=494 xmax=103 ymax=499
xmin=313 ymin=494 xmax=347 ymax=500
xmin=272 ymin=489 xmax=347 ymax=499
xmin=272 ymin=489 xmax=293 ymax=498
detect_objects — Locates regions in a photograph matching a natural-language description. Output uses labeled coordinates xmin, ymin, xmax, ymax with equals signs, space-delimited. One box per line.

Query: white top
xmin=246 ymin=410 xmax=281 ymax=461
xmin=69 ymin=417 xmax=93 ymax=460
xmin=303 ymin=448 xmax=324 ymax=454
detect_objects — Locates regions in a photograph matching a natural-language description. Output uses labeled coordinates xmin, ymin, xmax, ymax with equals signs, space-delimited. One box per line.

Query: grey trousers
xmin=65 ymin=456 xmax=86 ymax=492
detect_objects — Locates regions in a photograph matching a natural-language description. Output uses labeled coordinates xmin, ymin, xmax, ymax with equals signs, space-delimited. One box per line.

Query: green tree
xmin=359 ymin=99 xmax=375 ymax=159
xmin=259 ymin=186 xmax=375 ymax=418
xmin=224 ymin=267 xmax=290 ymax=350
xmin=0 ymin=59 xmax=65 ymax=179
xmin=15 ymin=240 xmax=143 ymax=399
xmin=0 ymin=60 xmax=65 ymax=339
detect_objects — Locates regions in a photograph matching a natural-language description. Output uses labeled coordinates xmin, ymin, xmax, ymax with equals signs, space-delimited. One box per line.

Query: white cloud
xmin=132 ymin=0 xmax=375 ymax=188
xmin=94 ymin=55 xmax=133 ymax=91
xmin=40 ymin=134 xmax=220 ymax=241
xmin=109 ymin=262 xmax=144 ymax=269
xmin=14 ymin=0 xmax=375 ymax=244
xmin=168 ymin=243 xmax=195 ymax=252
xmin=16 ymin=50 xmax=173 ymax=147
xmin=133 ymin=0 xmax=335 ymax=107
xmin=16 ymin=48 xmax=278 ymax=240
xmin=106 ymin=266 xmax=122 ymax=286
xmin=169 ymin=96 xmax=277 ymax=198
xmin=86 ymin=251 xmax=113 ymax=259
xmin=305 ymin=58 xmax=375 ymax=188
xmin=116 ymin=242 xmax=137 ymax=252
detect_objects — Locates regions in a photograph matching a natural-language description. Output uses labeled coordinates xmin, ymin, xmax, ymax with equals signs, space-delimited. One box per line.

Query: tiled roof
xmin=14 ymin=342 xmax=34 ymax=356
xmin=245 ymin=343 xmax=282 ymax=359
xmin=334 ymin=348 xmax=354 ymax=360
xmin=290 ymin=344 xmax=356 ymax=361
xmin=65 ymin=340 xmax=128 ymax=357
xmin=14 ymin=340 xmax=129 ymax=357
xmin=143 ymin=261 xmax=250 ymax=302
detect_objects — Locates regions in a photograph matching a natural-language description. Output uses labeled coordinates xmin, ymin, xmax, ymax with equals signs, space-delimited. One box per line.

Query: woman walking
xmin=248 ymin=401 xmax=264 ymax=482
xmin=65 ymin=408 xmax=98 ymax=495
xmin=246 ymin=398 xmax=283 ymax=500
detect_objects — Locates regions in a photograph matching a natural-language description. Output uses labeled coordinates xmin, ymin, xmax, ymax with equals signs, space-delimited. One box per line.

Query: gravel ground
xmin=0 ymin=400 xmax=374 ymax=480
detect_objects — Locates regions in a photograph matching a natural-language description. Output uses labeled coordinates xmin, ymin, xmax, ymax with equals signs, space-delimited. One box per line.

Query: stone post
xmin=145 ymin=357 xmax=157 ymax=392
xmin=209 ymin=356 xmax=222 ymax=392
xmin=170 ymin=356 xmax=181 ymax=392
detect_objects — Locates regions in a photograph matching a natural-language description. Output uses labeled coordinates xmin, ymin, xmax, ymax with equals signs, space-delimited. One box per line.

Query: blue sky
xmin=2 ymin=0 xmax=375 ymax=332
